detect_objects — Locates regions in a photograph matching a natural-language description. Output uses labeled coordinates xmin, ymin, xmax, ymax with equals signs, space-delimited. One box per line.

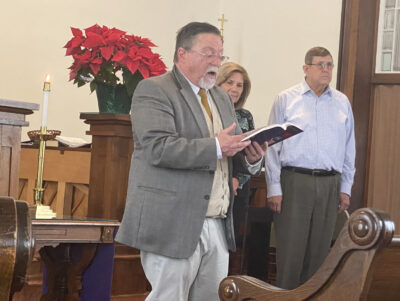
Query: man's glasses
xmin=308 ymin=62 xmax=334 ymax=70
xmin=191 ymin=49 xmax=229 ymax=63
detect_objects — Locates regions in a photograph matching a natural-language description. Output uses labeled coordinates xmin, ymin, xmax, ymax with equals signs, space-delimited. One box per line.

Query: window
xmin=376 ymin=0 xmax=400 ymax=72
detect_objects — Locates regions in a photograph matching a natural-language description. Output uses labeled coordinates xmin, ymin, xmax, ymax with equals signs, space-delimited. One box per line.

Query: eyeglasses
xmin=190 ymin=49 xmax=229 ymax=63
xmin=308 ymin=62 xmax=334 ymax=70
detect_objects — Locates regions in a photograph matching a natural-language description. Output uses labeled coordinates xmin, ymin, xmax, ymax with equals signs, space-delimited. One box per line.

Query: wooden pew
xmin=219 ymin=207 xmax=400 ymax=301
xmin=0 ymin=197 xmax=33 ymax=300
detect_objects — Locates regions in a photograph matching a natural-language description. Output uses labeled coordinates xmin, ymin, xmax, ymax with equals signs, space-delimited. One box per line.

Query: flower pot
xmin=95 ymin=82 xmax=131 ymax=114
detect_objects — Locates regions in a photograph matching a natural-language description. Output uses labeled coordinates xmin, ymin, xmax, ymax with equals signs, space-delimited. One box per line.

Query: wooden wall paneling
xmin=56 ymin=181 xmax=74 ymax=216
xmin=338 ymin=0 xmax=380 ymax=211
xmin=19 ymin=148 xmax=91 ymax=185
xmin=372 ymin=73 xmax=400 ymax=84
xmin=351 ymin=0 xmax=379 ymax=210
xmin=70 ymin=184 xmax=89 ymax=216
xmin=367 ymin=85 xmax=400 ymax=233
xmin=19 ymin=147 xmax=91 ymax=216
xmin=340 ymin=0 xmax=400 ymax=220
xmin=337 ymin=0 xmax=360 ymax=104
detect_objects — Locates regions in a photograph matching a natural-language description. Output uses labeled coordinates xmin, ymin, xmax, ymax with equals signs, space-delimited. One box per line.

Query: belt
xmin=282 ymin=166 xmax=340 ymax=176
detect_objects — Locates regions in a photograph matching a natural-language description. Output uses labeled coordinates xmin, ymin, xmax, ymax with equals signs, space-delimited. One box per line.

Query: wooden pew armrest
xmin=219 ymin=208 xmax=396 ymax=301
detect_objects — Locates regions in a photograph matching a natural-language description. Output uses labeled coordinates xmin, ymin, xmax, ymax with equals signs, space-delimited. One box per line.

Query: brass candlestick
xmin=32 ymin=126 xmax=57 ymax=218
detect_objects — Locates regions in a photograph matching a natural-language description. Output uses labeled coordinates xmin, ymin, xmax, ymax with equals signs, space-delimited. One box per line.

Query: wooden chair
xmin=219 ymin=207 xmax=400 ymax=301
xmin=0 ymin=196 xmax=33 ymax=300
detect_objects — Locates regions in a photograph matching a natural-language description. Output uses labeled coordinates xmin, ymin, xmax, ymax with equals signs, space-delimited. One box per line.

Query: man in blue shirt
xmin=265 ymin=46 xmax=356 ymax=289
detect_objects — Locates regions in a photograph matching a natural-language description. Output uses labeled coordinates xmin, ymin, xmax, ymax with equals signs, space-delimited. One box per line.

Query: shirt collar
xmin=181 ymin=73 xmax=202 ymax=96
xmin=301 ymin=79 xmax=332 ymax=97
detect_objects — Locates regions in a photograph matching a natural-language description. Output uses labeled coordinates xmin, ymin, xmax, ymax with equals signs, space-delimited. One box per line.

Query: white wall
xmin=0 ymin=0 xmax=342 ymax=141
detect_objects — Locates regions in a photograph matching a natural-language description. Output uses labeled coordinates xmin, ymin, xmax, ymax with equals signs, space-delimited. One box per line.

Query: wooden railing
xmin=18 ymin=145 xmax=91 ymax=217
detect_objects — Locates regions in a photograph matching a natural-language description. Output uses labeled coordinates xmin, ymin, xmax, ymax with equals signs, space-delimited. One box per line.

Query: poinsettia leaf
xmin=76 ymin=51 xmax=91 ymax=62
xmin=123 ymin=68 xmax=143 ymax=97
xmin=90 ymin=81 xmax=97 ymax=93
xmin=127 ymin=47 xmax=138 ymax=60
xmin=70 ymin=36 xmax=85 ymax=48
xmin=85 ymin=24 xmax=102 ymax=35
xmin=91 ymin=57 xmax=103 ymax=64
xmin=110 ymin=28 xmax=126 ymax=36
xmin=71 ymin=27 xmax=83 ymax=37
xmin=100 ymin=46 xmax=114 ymax=61
xmin=90 ymin=63 xmax=101 ymax=74
xmin=112 ymin=50 xmax=127 ymax=62
xmin=126 ymin=60 xmax=139 ymax=75
xmin=138 ymin=64 xmax=150 ymax=78
xmin=153 ymin=61 xmax=168 ymax=75
xmin=65 ymin=46 xmax=81 ymax=56
xmin=69 ymin=71 xmax=77 ymax=81
xmin=145 ymin=55 xmax=168 ymax=76
xmin=63 ymin=40 xmax=72 ymax=49
xmin=76 ymin=79 xmax=86 ymax=87
xmin=104 ymin=63 xmax=115 ymax=73
xmin=105 ymin=32 xmax=122 ymax=44
xmin=133 ymin=35 xmax=156 ymax=47
xmin=137 ymin=47 xmax=153 ymax=59
xmin=83 ymin=32 xmax=104 ymax=49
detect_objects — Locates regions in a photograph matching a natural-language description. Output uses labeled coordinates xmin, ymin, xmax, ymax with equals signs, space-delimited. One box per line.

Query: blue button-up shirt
xmin=265 ymin=80 xmax=356 ymax=197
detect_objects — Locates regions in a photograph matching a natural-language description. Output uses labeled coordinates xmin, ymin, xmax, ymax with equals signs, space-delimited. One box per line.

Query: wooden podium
xmin=80 ymin=113 xmax=134 ymax=220
xmin=0 ymin=98 xmax=38 ymax=199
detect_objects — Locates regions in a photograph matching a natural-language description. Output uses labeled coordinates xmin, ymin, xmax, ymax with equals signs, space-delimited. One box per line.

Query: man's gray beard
xmin=198 ymin=77 xmax=216 ymax=90
xmin=198 ymin=67 xmax=219 ymax=90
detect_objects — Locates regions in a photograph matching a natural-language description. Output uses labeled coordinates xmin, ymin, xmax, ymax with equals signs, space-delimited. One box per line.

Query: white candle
xmin=41 ymin=74 xmax=51 ymax=127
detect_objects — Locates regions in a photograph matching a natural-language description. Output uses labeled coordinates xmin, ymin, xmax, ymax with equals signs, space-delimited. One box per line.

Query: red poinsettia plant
xmin=64 ymin=24 xmax=167 ymax=97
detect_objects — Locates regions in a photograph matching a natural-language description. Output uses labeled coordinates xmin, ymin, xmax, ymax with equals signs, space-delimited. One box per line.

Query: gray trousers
xmin=274 ymin=168 xmax=341 ymax=289
xmin=141 ymin=218 xmax=229 ymax=301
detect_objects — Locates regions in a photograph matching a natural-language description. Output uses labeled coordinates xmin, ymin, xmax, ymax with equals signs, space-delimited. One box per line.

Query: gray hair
xmin=174 ymin=22 xmax=221 ymax=63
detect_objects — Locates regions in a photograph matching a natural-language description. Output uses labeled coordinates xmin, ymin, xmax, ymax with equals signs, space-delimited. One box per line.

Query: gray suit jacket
xmin=116 ymin=66 xmax=250 ymax=259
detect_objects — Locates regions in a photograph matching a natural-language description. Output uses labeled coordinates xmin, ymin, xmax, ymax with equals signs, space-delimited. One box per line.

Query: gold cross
xmin=218 ymin=14 xmax=228 ymax=39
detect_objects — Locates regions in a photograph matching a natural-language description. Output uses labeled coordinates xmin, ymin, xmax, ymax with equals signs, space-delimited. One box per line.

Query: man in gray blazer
xmin=116 ymin=22 xmax=266 ymax=301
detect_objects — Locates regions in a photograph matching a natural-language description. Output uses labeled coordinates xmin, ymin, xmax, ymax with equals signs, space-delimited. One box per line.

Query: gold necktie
xmin=198 ymin=88 xmax=213 ymax=122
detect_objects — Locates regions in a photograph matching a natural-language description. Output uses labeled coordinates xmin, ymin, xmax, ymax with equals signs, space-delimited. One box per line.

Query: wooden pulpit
xmin=80 ymin=113 xmax=150 ymax=300
xmin=80 ymin=113 xmax=133 ymax=220
xmin=0 ymin=98 xmax=38 ymax=199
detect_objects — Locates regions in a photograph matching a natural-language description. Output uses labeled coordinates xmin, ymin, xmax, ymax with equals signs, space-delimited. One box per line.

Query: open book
xmin=55 ymin=136 xmax=91 ymax=148
xmin=241 ymin=122 xmax=303 ymax=146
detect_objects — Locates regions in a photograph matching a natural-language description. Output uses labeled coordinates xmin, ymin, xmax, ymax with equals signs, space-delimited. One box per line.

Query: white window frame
xmin=376 ymin=0 xmax=400 ymax=73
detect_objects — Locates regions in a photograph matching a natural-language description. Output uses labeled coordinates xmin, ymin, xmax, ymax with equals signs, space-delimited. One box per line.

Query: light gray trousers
xmin=141 ymin=218 xmax=229 ymax=301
